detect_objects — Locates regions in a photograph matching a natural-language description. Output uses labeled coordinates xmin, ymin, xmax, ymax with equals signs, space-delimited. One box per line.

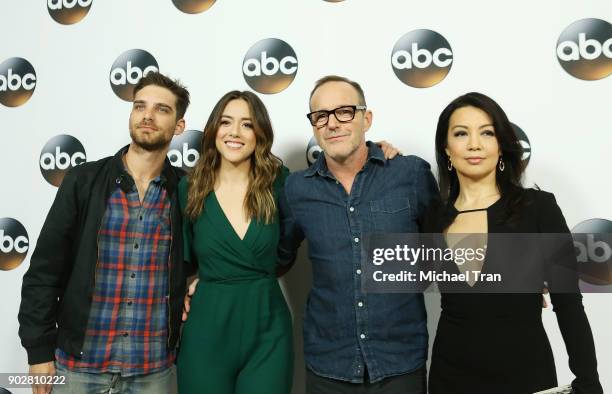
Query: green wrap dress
xmin=177 ymin=168 xmax=293 ymax=394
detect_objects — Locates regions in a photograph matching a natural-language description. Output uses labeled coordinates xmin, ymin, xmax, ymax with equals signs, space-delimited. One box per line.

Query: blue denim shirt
xmin=279 ymin=142 xmax=438 ymax=383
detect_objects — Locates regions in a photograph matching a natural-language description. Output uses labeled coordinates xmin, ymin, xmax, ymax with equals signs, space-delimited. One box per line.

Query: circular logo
xmin=47 ymin=0 xmax=93 ymax=25
xmin=572 ymin=219 xmax=612 ymax=289
xmin=39 ymin=134 xmax=87 ymax=187
xmin=556 ymin=18 xmax=612 ymax=81
xmin=0 ymin=57 xmax=36 ymax=107
xmin=306 ymin=136 xmax=322 ymax=166
xmin=510 ymin=123 xmax=531 ymax=165
xmin=168 ymin=130 xmax=202 ymax=171
xmin=391 ymin=29 xmax=453 ymax=88
xmin=172 ymin=0 xmax=215 ymax=13
xmin=109 ymin=49 xmax=159 ymax=102
xmin=0 ymin=218 xmax=29 ymax=271
xmin=242 ymin=38 xmax=298 ymax=94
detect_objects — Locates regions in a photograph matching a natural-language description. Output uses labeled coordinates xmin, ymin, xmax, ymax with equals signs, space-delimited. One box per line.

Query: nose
xmin=142 ymin=106 xmax=154 ymax=121
xmin=467 ymin=132 xmax=481 ymax=150
xmin=229 ymin=122 xmax=241 ymax=137
xmin=326 ymin=113 xmax=340 ymax=131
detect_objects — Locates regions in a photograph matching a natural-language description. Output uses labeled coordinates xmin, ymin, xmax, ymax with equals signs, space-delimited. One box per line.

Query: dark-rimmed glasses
xmin=306 ymin=105 xmax=367 ymax=127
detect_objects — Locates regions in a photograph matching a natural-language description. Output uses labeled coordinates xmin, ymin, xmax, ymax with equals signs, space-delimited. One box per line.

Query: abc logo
xmin=168 ymin=130 xmax=202 ymax=171
xmin=47 ymin=0 xmax=93 ymax=25
xmin=572 ymin=219 xmax=612 ymax=287
xmin=510 ymin=123 xmax=531 ymax=165
xmin=0 ymin=217 xmax=29 ymax=271
xmin=0 ymin=57 xmax=36 ymax=107
xmin=391 ymin=29 xmax=453 ymax=88
xmin=306 ymin=136 xmax=322 ymax=166
xmin=556 ymin=18 xmax=612 ymax=81
xmin=243 ymin=38 xmax=298 ymax=94
xmin=110 ymin=49 xmax=159 ymax=102
xmin=172 ymin=0 xmax=216 ymax=14
xmin=39 ymin=134 xmax=87 ymax=187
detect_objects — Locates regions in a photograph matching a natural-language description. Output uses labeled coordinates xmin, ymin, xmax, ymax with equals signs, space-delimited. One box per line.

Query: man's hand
xmin=182 ymin=277 xmax=199 ymax=322
xmin=375 ymin=140 xmax=402 ymax=160
xmin=29 ymin=361 xmax=55 ymax=394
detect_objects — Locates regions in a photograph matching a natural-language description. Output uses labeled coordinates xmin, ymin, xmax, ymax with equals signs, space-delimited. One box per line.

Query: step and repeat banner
xmin=1 ymin=1 xmax=610 ymax=392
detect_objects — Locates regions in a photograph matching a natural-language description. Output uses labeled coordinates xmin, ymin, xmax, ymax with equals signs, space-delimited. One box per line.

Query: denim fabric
xmin=279 ymin=142 xmax=438 ymax=383
xmin=53 ymin=362 xmax=176 ymax=394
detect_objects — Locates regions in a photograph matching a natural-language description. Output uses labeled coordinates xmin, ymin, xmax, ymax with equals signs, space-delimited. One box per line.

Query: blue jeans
xmin=53 ymin=363 xmax=176 ymax=394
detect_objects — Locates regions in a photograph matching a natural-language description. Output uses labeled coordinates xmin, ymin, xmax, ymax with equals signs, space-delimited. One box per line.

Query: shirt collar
xmin=114 ymin=146 xmax=168 ymax=193
xmin=304 ymin=141 xmax=386 ymax=178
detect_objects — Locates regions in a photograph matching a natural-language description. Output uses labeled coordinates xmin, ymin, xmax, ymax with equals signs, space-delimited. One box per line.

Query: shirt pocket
xmin=369 ymin=196 xmax=415 ymax=233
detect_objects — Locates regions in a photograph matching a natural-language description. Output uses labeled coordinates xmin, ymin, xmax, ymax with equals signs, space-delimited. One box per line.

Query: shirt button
xmin=130 ymin=273 xmax=136 ymax=279
xmin=349 ymin=206 xmax=355 ymax=212
xmin=354 ymin=237 xmax=359 ymax=243
xmin=134 ymin=243 xmax=139 ymax=249
xmin=139 ymin=216 xmax=143 ymax=221
xmin=127 ymin=300 xmax=133 ymax=306
xmin=360 ymin=334 xmax=366 ymax=339
xmin=122 ymin=332 xmax=129 ymax=337
xmin=358 ymin=301 xmax=364 ymax=307
xmin=356 ymin=269 xmax=362 ymax=275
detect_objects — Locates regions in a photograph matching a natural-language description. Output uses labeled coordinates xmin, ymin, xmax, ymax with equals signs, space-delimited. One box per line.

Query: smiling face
xmin=214 ymin=99 xmax=257 ymax=167
xmin=128 ymin=84 xmax=185 ymax=151
xmin=445 ymin=105 xmax=501 ymax=181
xmin=309 ymin=81 xmax=372 ymax=164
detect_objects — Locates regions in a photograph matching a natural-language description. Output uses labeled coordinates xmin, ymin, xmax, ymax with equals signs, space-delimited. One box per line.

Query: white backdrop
xmin=1 ymin=1 xmax=610 ymax=393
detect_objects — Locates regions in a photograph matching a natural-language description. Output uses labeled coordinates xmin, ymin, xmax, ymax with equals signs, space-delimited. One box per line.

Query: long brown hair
xmin=185 ymin=91 xmax=282 ymax=223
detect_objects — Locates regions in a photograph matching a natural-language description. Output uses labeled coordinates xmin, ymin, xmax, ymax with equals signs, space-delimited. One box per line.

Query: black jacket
xmin=18 ymin=146 xmax=195 ymax=365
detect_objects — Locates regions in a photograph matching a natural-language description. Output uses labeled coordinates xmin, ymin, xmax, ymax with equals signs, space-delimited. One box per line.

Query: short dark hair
xmin=133 ymin=72 xmax=190 ymax=120
xmin=309 ymin=75 xmax=367 ymax=110
xmin=435 ymin=92 xmax=526 ymax=223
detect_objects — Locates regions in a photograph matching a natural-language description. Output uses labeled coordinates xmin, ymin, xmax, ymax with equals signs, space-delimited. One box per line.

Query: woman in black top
xmin=424 ymin=92 xmax=603 ymax=394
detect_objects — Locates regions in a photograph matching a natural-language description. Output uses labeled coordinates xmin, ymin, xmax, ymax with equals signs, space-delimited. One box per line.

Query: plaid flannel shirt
xmin=56 ymin=174 xmax=175 ymax=376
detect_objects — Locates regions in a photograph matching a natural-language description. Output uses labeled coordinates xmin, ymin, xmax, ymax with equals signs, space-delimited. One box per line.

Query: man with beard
xmin=18 ymin=72 xmax=194 ymax=394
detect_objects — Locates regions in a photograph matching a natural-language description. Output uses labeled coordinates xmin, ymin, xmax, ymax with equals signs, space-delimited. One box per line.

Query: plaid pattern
xmin=56 ymin=175 xmax=175 ymax=376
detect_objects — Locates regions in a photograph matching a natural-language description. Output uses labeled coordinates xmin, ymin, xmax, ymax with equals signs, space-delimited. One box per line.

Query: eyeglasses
xmin=306 ymin=105 xmax=367 ymax=127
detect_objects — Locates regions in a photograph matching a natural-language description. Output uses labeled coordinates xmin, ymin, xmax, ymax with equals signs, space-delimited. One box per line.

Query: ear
xmin=445 ymin=147 xmax=450 ymax=157
xmin=174 ymin=118 xmax=186 ymax=136
xmin=362 ymin=110 xmax=373 ymax=133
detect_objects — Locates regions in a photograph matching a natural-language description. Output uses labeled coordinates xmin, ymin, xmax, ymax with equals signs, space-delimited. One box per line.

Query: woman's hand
xmin=182 ymin=277 xmax=199 ymax=321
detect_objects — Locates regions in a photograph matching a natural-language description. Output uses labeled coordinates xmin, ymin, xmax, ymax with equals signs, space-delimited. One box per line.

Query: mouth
xmin=224 ymin=140 xmax=245 ymax=149
xmin=325 ymin=135 xmax=348 ymax=142
xmin=465 ymin=157 xmax=485 ymax=164
xmin=138 ymin=125 xmax=158 ymax=131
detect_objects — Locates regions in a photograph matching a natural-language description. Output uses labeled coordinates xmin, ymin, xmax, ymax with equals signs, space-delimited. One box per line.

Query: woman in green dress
xmin=177 ymin=91 xmax=293 ymax=394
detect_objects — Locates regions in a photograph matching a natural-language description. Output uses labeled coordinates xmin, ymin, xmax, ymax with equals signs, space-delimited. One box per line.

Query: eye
xmin=312 ymin=112 xmax=327 ymax=122
xmin=243 ymin=122 xmax=253 ymax=129
xmin=158 ymin=107 xmax=170 ymax=113
xmin=453 ymin=130 xmax=467 ymax=137
xmin=482 ymin=130 xmax=495 ymax=136
xmin=133 ymin=104 xmax=144 ymax=110
xmin=220 ymin=119 xmax=230 ymax=126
